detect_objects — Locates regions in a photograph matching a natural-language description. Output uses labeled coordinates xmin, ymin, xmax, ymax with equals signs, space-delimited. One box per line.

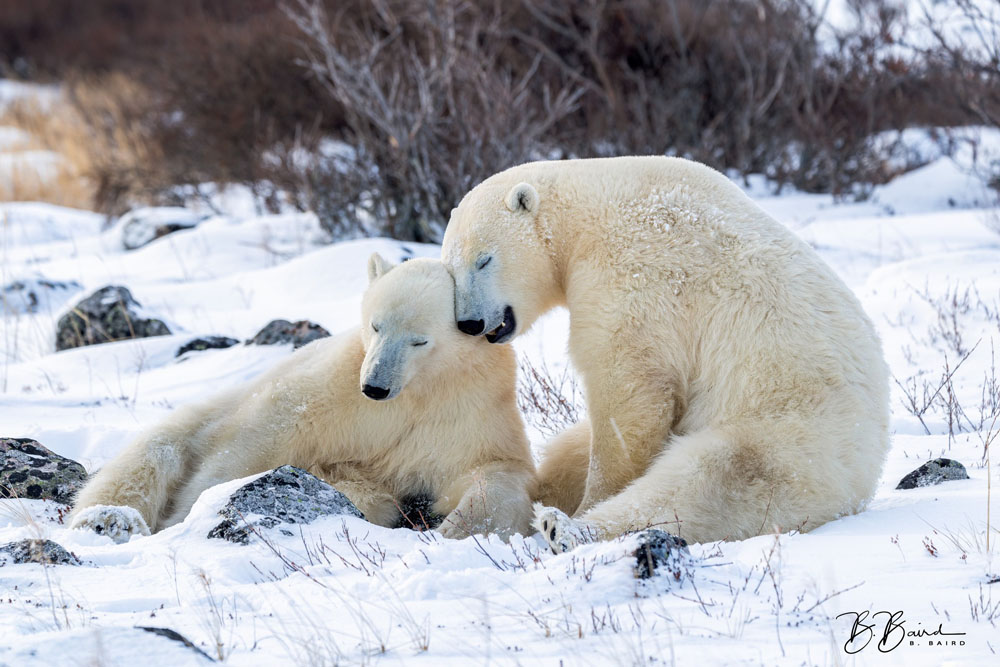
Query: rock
xmin=176 ymin=336 xmax=240 ymax=358
xmin=0 ymin=539 xmax=81 ymax=566
xmin=0 ymin=277 xmax=82 ymax=315
xmin=135 ymin=627 xmax=214 ymax=661
xmin=118 ymin=207 xmax=202 ymax=250
xmin=394 ymin=493 xmax=444 ymax=530
xmin=55 ymin=285 xmax=171 ymax=351
xmin=1 ymin=437 xmax=87 ymax=503
xmin=246 ymin=319 xmax=330 ymax=349
xmin=896 ymin=458 xmax=970 ymax=490
xmin=208 ymin=465 xmax=364 ymax=544
xmin=633 ymin=529 xmax=690 ymax=580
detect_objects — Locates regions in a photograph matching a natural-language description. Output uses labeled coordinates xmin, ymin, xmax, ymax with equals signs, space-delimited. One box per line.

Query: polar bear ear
xmin=505 ymin=182 xmax=539 ymax=213
xmin=367 ymin=252 xmax=394 ymax=283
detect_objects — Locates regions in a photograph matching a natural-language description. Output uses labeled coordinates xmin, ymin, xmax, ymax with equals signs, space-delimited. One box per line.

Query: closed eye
xmin=412 ymin=340 xmax=428 ymax=347
xmin=371 ymin=323 xmax=379 ymax=333
xmin=476 ymin=256 xmax=492 ymax=270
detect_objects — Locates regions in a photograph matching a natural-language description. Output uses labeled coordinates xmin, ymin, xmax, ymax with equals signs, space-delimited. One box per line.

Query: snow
xmin=0 ymin=79 xmax=60 ymax=112
xmin=0 ymin=81 xmax=65 ymax=193
xmin=2 ymin=151 xmax=1000 ymax=664
xmin=0 ymin=149 xmax=62 ymax=191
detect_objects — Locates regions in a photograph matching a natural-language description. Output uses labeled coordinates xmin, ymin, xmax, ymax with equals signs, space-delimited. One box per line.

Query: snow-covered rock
xmin=55 ymin=285 xmax=171 ymax=351
xmin=632 ymin=529 xmax=690 ymax=580
xmin=175 ymin=335 xmax=239 ymax=358
xmin=207 ymin=465 xmax=363 ymax=544
xmin=0 ymin=437 xmax=87 ymax=503
xmin=0 ymin=538 xmax=80 ymax=566
xmin=245 ymin=318 xmax=330 ymax=349
xmin=0 ymin=276 xmax=82 ymax=315
xmin=116 ymin=207 xmax=204 ymax=250
xmin=896 ymin=458 xmax=971 ymax=490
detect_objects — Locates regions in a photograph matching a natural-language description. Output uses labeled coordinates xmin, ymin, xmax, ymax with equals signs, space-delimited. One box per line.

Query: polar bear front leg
xmin=439 ymin=465 xmax=534 ymax=540
xmin=578 ymin=372 xmax=680 ymax=514
xmin=533 ymin=504 xmax=594 ymax=553
xmin=70 ymin=505 xmax=151 ymax=544
xmin=71 ymin=434 xmax=188 ymax=536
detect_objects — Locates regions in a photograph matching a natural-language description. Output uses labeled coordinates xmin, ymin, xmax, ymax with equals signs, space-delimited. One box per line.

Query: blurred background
xmin=1 ymin=0 xmax=998 ymax=242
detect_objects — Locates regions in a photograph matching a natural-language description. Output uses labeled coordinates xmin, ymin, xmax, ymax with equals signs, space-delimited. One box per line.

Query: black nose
xmin=457 ymin=319 xmax=485 ymax=335
xmin=362 ymin=384 xmax=391 ymax=400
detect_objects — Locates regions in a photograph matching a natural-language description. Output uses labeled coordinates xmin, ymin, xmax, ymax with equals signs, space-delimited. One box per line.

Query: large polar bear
xmin=441 ymin=156 xmax=890 ymax=552
xmin=71 ymin=255 xmax=536 ymax=542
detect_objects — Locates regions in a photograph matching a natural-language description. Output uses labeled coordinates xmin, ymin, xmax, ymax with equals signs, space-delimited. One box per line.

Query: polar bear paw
xmin=70 ymin=505 xmax=151 ymax=544
xmin=533 ymin=503 xmax=589 ymax=554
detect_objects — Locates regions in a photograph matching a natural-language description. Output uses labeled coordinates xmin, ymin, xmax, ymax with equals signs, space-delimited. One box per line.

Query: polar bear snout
xmin=360 ymin=361 xmax=402 ymax=401
xmin=451 ymin=255 xmax=518 ymax=342
xmin=359 ymin=342 xmax=406 ymax=401
xmin=456 ymin=306 xmax=515 ymax=343
xmin=457 ymin=319 xmax=485 ymax=335
xmin=484 ymin=305 xmax=517 ymax=344
xmin=362 ymin=384 xmax=391 ymax=400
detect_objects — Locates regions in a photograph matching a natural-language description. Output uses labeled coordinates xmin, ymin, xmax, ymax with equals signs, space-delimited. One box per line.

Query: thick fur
xmin=532 ymin=419 xmax=589 ymax=513
xmin=442 ymin=156 xmax=890 ymax=548
xmin=71 ymin=257 xmax=536 ymax=542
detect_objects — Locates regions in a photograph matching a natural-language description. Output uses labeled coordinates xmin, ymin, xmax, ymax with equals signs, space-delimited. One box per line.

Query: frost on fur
xmin=70 ymin=504 xmax=150 ymax=543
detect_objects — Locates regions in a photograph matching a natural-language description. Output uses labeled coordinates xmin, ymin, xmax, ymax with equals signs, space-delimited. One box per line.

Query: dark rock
xmin=896 ymin=458 xmax=970 ymax=490
xmin=119 ymin=207 xmax=202 ymax=250
xmin=208 ymin=465 xmax=363 ymax=544
xmin=176 ymin=336 xmax=240 ymax=358
xmin=56 ymin=285 xmax=171 ymax=351
xmin=135 ymin=627 xmax=214 ymax=661
xmin=394 ymin=493 xmax=444 ymax=530
xmin=246 ymin=319 xmax=330 ymax=349
xmin=1 ymin=437 xmax=87 ymax=503
xmin=0 ymin=539 xmax=81 ymax=566
xmin=633 ymin=529 xmax=689 ymax=580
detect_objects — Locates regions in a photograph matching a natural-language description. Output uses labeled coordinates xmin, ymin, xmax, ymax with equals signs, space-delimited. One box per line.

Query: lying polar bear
xmin=71 ymin=255 xmax=536 ymax=543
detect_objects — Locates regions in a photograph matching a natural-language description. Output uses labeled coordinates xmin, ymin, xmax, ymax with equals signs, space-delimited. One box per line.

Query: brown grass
xmin=0 ymin=73 xmax=167 ymax=213
xmin=0 ymin=97 xmax=91 ymax=208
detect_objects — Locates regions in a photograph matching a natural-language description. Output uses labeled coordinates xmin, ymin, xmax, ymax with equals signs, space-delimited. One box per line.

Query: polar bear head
xmin=359 ymin=253 xmax=469 ymax=400
xmin=442 ymin=176 xmax=558 ymax=344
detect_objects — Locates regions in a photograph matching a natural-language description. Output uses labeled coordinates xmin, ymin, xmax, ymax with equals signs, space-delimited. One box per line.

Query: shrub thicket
xmin=1 ymin=0 xmax=996 ymax=240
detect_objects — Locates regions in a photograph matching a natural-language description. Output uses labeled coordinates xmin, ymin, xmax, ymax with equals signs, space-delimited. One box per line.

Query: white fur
xmin=505 ymin=182 xmax=539 ymax=213
xmin=532 ymin=503 xmax=588 ymax=553
xmin=71 ymin=257 xmax=536 ymax=541
xmin=71 ymin=505 xmax=150 ymax=544
xmin=442 ymin=156 xmax=890 ymax=549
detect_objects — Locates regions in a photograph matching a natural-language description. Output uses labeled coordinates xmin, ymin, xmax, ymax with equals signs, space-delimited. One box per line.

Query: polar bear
xmin=441 ymin=156 xmax=890 ymax=551
xmin=71 ymin=255 xmax=536 ymax=543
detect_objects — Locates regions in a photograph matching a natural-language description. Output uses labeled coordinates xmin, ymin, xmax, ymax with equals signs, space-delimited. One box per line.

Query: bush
xmin=2 ymin=0 xmax=997 ymax=238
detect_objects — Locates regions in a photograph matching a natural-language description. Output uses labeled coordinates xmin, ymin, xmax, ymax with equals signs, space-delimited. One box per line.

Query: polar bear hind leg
xmin=534 ymin=420 xmax=591 ymax=516
xmin=536 ymin=421 xmax=863 ymax=552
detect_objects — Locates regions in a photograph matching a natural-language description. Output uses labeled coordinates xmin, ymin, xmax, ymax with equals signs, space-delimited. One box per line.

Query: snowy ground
xmin=2 ymin=146 xmax=1000 ymax=665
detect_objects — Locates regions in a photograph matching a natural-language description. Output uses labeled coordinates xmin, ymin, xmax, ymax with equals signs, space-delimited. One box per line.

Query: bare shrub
xmin=3 ymin=0 xmax=997 ymax=236
xmin=66 ymin=74 xmax=171 ymax=215
xmin=918 ymin=0 xmax=1000 ymax=205
xmin=919 ymin=1 xmax=1000 ymax=133
xmin=517 ymin=356 xmax=584 ymax=439
xmin=285 ymin=0 xmax=584 ymax=241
